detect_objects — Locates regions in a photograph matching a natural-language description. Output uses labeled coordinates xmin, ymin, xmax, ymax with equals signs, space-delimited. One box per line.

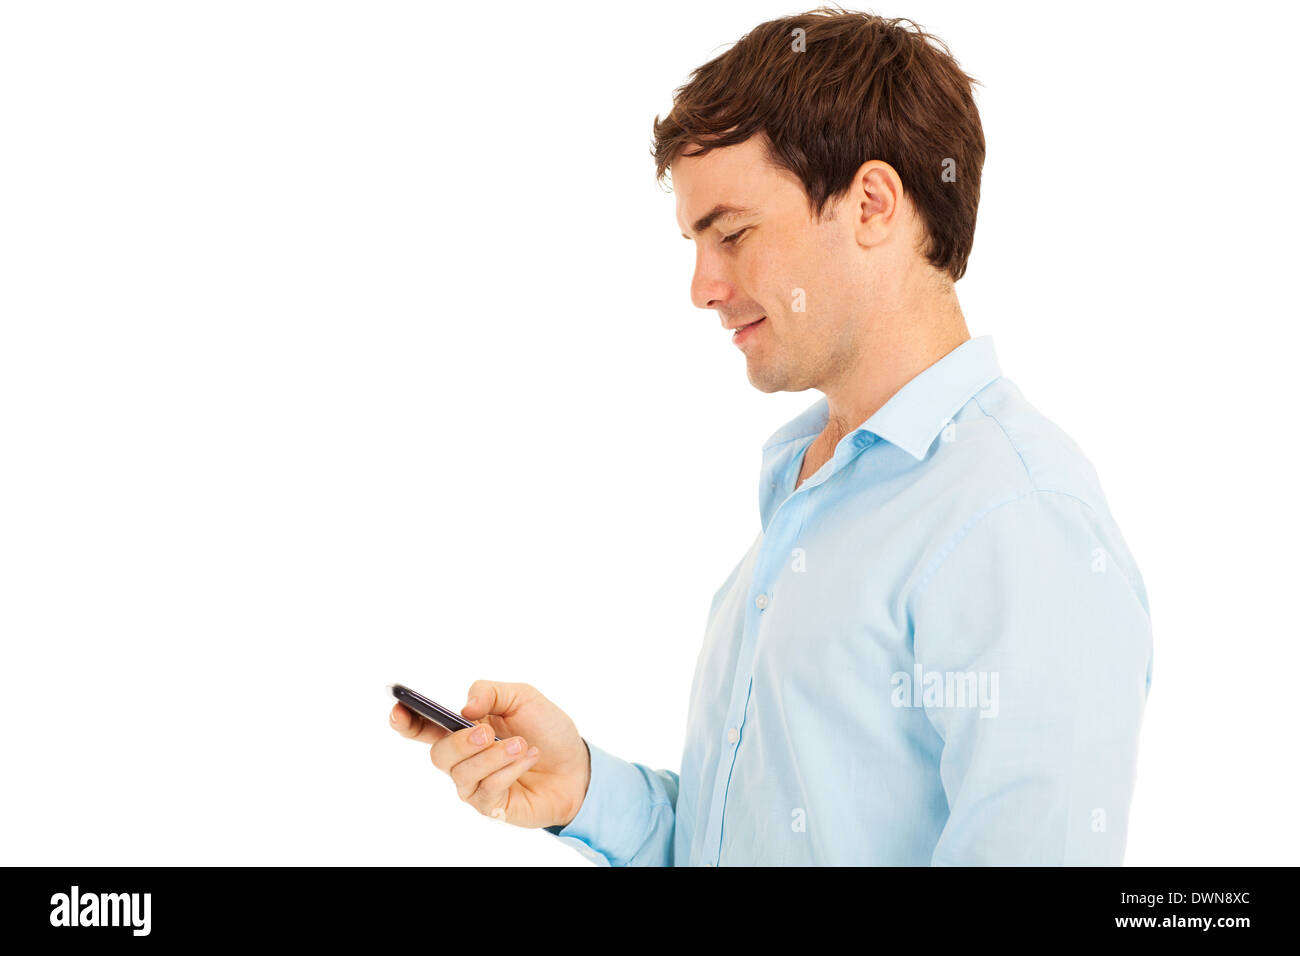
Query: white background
xmin=2 ymin=0 xmax=1296 ymax=866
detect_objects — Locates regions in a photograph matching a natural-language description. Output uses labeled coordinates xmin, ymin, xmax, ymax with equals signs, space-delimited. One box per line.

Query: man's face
xmin=673 ymin=135 xmax=872 ymax=394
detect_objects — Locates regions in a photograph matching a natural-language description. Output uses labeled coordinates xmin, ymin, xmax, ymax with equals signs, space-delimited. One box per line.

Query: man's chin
xmin=745 ymin=360 xmax=794 ymax=394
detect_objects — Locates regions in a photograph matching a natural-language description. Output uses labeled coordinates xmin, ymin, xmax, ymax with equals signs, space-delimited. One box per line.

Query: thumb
xmin=462 ymin=680 xmax=537 ymax=722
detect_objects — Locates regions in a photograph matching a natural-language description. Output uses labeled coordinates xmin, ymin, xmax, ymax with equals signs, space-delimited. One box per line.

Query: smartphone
xmin=389 ymin=683 xmax=501 ymax=740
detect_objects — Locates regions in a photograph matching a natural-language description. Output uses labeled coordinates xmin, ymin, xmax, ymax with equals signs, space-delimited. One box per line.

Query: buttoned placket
xmin=695 ymin=429 xmax=879 ymax=865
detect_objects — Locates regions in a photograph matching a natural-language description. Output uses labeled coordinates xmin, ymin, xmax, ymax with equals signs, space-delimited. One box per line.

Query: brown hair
xmin=652 ymin=6 xmax=985 ymax=281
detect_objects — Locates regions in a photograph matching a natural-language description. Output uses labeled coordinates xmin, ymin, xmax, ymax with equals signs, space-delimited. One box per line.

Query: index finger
xmin=389 ymin=701 xmax=455 ymax=745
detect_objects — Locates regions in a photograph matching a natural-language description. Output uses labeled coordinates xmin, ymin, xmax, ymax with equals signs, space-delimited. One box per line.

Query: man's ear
xmin=850 ymin=160 xmax=903 ymax=248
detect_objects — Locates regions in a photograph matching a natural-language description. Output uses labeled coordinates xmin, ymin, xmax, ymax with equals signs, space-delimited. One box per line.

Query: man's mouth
xmin=732 ymin=316 xmax=766 ymax=345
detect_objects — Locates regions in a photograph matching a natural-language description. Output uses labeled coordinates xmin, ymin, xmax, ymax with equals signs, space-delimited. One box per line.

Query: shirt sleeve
xmin=543 ymin=739 xmax=680 ymax=866
xmin=911 ymin=489 xmax=1153 ymax=865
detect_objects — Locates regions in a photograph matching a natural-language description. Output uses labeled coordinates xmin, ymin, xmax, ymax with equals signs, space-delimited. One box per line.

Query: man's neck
xmin=820 ymin=318 xmax=971 ymax=449
xmin=790 ymin=303 xmax=967 ymax=494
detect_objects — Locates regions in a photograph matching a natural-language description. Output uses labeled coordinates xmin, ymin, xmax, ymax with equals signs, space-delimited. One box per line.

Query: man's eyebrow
xmin=681 ymin=204 xmax=757 ymax=239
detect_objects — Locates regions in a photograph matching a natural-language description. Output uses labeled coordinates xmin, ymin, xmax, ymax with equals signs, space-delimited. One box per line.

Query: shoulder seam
xmin=910 ymin=487 xmax=1127 ymax=603
xmin=971 ymin=389 xmax=1035 ymax=487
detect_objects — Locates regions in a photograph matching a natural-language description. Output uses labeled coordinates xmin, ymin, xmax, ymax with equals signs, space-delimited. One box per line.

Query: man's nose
xmin=690 ymin=247 xmax=733 ymax=312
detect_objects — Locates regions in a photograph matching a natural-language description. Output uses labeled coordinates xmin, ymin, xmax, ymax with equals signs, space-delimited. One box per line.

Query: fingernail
xmin=526 ymin=746 xmax=539 ymax=757
xmin=465 ymin=695 xmax=477 ymax=709
xmin=470 ymin=726 xmax=489 ymax=745
xmin=506 ymin=738 xmax=522 ymax=755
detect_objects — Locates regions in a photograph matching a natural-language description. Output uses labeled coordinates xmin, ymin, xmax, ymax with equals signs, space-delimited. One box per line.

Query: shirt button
xmin=853 ymin=432 xmax=870 ymax=449
xmin=727 ymin=727 xmax=739 ymax=744
xmin=755 ymin=593 xmax=769 ymax=610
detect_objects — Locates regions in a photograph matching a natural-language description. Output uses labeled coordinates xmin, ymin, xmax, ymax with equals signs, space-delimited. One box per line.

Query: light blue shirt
xmin=547 ymin=336 xmax=1152 ymax=865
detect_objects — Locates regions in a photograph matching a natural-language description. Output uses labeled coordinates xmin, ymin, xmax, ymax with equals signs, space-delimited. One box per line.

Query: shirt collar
xmin=762 ymin=335 xmax=1003 ymax=462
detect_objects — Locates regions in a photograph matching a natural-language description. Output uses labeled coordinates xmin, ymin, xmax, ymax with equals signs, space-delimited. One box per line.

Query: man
xmin=390 ymin=9 xmax=1152 ymax=865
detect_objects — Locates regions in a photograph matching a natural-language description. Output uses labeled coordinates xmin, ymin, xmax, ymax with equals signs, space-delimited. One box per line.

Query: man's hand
xmin=389 ymin=680 xmax=591 ymax=830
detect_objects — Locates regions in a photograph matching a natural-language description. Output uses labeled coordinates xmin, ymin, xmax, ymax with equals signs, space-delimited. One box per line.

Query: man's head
xmin=655 ymin=9 xmax=985 ymax=394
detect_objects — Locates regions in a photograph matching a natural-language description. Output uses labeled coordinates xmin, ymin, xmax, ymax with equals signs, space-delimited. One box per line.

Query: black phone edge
xmin=390 ymin=683 xmax=501 ymax=741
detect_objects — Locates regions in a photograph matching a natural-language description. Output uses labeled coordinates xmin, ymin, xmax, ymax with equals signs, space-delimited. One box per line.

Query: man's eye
xmin=720 ymin=228 xmax=748 ymax=246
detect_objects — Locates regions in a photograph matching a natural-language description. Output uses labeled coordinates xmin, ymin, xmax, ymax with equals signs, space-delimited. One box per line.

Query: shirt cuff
xmin=541 ymin=738 xmax=654 ymax=866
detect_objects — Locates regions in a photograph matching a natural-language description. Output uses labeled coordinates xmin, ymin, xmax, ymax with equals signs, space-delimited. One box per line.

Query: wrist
xmin=555 ymin=738 xmax=592 ymax=829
